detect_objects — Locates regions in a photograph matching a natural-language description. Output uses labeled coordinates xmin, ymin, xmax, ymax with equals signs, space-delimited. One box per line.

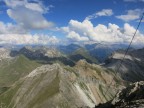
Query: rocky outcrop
xmin=95 ymin=81 xmax=144 ymax=108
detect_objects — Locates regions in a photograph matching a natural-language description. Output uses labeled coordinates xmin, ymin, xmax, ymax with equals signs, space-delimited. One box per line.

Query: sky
xmin=0 ymin=0 xmax=144 ymax=45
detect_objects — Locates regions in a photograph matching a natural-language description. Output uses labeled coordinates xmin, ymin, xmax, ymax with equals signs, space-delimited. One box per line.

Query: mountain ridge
xmin=0 ymin=60 xmax=124 ymax=108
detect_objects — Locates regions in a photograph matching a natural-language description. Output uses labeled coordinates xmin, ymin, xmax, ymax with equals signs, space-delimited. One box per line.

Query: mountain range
xmin=0 ymin=44 xmax=144 ymax=108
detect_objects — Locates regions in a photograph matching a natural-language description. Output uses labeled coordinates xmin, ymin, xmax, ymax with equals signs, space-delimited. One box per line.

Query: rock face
xmin=105 ymin=48 xmax=144 ymax=82
xmin=0 ymin=60 xmax=123 ymax=108
xmin=95 ymin=81 xmax=144 ymax=108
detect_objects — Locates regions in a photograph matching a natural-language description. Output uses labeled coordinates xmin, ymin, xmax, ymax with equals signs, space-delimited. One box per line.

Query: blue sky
xmin=45 ymin=0 xmax=143 ymax=25
xmin=0 ymin=0 xmax=144 ymax=45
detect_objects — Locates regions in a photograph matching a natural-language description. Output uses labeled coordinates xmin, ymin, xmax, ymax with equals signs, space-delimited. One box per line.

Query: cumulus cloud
xmin=67 ymin=31 xmax=89 ymax=41
xmin=4 ymin=0 xmax=49 ymax=13
xmin=116 ymin=9 xmax=143 ymax=22
xmin=4 ymin=0 xmax=54 ymax=30
xmin=0 ymin=34 xmax=59 ymax=45
xmin=0 ymin=21 xmax=59 ymax=45
xmin=0 ymin=0 xmax=59 ymax=45
xmin=86 ymin=9 xmax=113 ymax=20
xmin=61 ymin=19 xmax=144 ymax=45
xmin=0 ymin=21 xmax=27 ymax=34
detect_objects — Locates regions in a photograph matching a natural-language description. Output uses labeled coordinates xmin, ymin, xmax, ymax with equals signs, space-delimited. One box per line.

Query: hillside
xmin=0 ymin=60 xmax=124 ymax=108
xmin=0 ymin=55 xmax=41 ymax=87
xmin=105 ymin=48 xmax=144 ymax=82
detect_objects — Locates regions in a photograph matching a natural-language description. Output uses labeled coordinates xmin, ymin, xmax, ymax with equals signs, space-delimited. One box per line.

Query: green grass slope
xmin=0 ymin=55 xmax=42 ymax=87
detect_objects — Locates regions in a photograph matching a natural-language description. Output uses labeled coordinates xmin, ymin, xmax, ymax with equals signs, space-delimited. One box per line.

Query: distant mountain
xmin=14 ymin=46 xmax=62 ymax=59
xmin=58 ymin=43 xmax=128 ymax=63
xmin=58 ymin=43 xmax=82 ymax=54
xmin=85 ymin=43 xmax=128 ymax=63
xmin=13 ymin=46 xmax=98 ymax=66
xmin=4 ymin=43 xmax=128 ymax=64
xmin=68 ymin=47 xmax=98 ymax=64
xmin=58 ymin=44 xmax=99 ymax=64
xmin=105 ymin=48 xmax=144 ymax=82
xmin=11 ymin=46 xmax=75 ymax=66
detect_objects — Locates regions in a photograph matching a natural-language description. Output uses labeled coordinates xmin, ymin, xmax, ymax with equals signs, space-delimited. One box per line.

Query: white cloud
xmin=25 ymin=3 xmax=45 ymax=13
xmin=86 ymin=9 xmax=113 ymax=20
xmin=0 ymin=0 xmax=58 ymax=45
xmin=4 ymin=0 xmax=49 ymax=13
xmin=96 ymin=9 xmax=113 ymax=16
xmin=67 ymin=31 xmax=89 ymax=41
xmin=116 ymin=9 xmax=143 ymax=22
xmin=4 ymin=0 xmax=26 ymax=8
xmin=4 ymin=0 xmax=54 ymax=30
xmin=0 ymin=34 xmax=59 ymax=45
xmin=61 ymin=19 xmax=144 ymax=45
xmin=0 ymin=21 xmax=27 ymax=34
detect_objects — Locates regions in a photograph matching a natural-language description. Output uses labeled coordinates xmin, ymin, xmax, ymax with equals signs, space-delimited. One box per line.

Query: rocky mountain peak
xmin=16 ymin=46 xmax=62 ymax=59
